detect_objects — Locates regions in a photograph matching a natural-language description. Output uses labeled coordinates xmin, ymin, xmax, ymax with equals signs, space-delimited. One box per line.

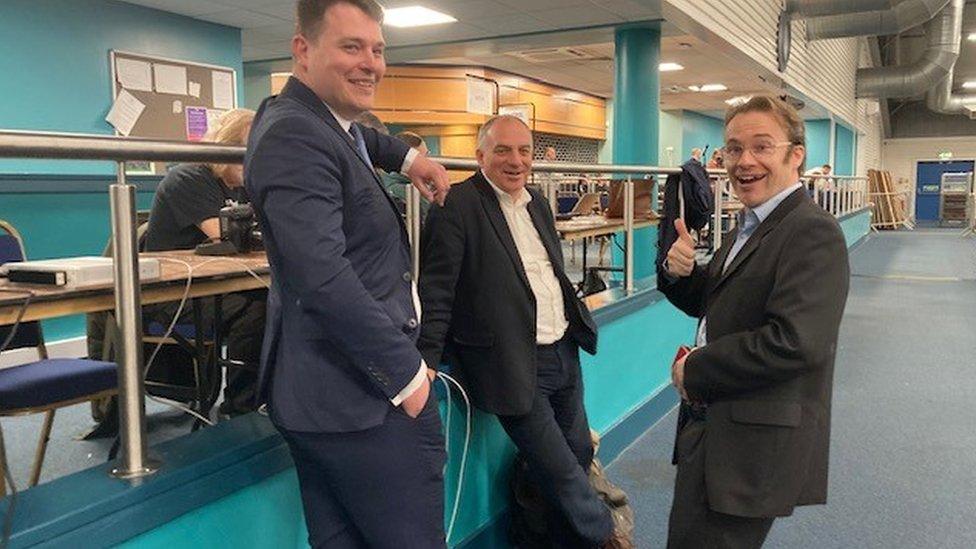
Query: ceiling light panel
xmin=384 ymin=6 xmax=457 ymax=28
xmin=659 ymin=62 xmax=684 ymax=72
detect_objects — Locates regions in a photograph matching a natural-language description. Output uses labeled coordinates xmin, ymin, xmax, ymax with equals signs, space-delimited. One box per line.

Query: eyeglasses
xmin=721 ymin=141 xmax=794 ymax=161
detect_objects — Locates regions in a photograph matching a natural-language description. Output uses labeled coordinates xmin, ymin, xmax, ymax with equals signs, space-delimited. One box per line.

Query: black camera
xmin=195 ymin=203 xmax=262 ymax=255
xmin=220 ymin=203 xmax=262 ymax=253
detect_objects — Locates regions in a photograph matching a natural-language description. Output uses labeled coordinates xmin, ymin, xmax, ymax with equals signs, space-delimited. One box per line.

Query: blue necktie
xmin=349 ymin=124 xmax=372 ymax=167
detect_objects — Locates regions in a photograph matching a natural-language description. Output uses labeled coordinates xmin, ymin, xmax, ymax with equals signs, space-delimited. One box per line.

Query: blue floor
xmin=606 ymin=229 xmax=976 ymax=548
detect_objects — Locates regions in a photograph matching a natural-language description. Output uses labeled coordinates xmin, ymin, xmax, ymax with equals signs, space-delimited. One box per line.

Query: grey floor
xmin=606 ymin=228 xmax=976 ymax=548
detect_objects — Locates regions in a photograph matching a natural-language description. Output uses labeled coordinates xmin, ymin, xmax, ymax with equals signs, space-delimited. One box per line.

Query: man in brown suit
xmin=661 ymin=95 xmax=850 ymax=548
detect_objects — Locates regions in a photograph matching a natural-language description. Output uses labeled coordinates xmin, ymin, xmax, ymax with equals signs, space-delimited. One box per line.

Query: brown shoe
xmin=601 ymin=508 xmax=635 ymax=549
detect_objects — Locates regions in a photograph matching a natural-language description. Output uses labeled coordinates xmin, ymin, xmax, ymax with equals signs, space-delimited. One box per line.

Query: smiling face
xmin=724 ymin=110 xmax=805 ymax=208
xmin=292 ymin=3 xmax=386 ymax=120
xmin=477 ymin=118 xmax=533 ymax=195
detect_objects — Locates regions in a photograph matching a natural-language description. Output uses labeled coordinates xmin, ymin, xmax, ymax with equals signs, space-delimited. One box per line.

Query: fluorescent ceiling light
xmin=962 ymin=81 xmax=976 ymax=89
xmin=725 ymin=95 xmax=752 ymax=105
xmin=968 ymin=32 xmax=976 ymax=41
xmin=659 ymin=62 xmax=684 ymax=72
xmin=689 ymin=84 xmax=727 ymax=92
xmin=384 ymin=6 xmax=457 ymax=28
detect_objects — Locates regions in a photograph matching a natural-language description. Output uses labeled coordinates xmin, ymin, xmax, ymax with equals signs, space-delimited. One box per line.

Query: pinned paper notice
xmin=154 ymin=63 xmax=187 ymax=95
xmin=188 ymin=81 xmax=201 ymax=98
xmin=115 ymin=58 xmax=152 ymax=92
xmin=173 ymin=100 xmax=183 ymax=114
xmin=186 ymin=106 xmax=209 ymax=141
xmin=106 ymin=89 xmax=146 ymax=136
xmin=212 ymin=71 xmax=234 ymax=110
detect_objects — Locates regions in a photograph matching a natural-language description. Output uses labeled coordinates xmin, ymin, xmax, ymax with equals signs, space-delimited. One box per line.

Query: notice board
xmin=109 ymin=50 xmax=238 ymax=142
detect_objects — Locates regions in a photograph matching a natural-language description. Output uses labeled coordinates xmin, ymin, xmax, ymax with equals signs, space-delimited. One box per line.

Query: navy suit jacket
xmin=245 ymin=77 xmax=421 ymax=433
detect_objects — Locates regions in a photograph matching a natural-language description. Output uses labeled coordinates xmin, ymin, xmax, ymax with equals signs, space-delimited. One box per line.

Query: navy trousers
xmin=498 ymin=336 xmax=614 ymax=547
xmin=276 ymin=392 xmax=446 ymax=548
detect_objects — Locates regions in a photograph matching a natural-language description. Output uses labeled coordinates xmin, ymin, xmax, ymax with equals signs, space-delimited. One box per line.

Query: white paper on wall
xmin=105 ymin=89 xmax=146 ymax=136
xmin=212 ymin=71 xmax=234 ymax=110
xmin=154 ymin=63 xmax=188 ymax=95
xmin=115 ymin=58 xmax=152 ymax=92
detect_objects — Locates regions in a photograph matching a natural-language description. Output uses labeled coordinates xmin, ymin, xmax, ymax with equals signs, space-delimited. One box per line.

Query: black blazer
xmin=245 ymin=77 xmax=421 ymax=433
xmin=418 ymin=172 xmax=597 ymax=415
xmin=661 ymin=188 xmax=850 ymax=518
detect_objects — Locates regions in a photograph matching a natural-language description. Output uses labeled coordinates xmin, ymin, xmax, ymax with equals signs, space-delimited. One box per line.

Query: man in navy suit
xmin=245 ymin=1 xmax=451 ymax=547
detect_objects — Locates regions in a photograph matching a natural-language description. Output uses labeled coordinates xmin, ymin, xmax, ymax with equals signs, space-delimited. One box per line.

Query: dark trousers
xmin=498 ymin=336 xmax=613 ymax=547
xmin=276 ymin=393 xmax=447 ymax=549
xmin=147 ymin=289 xmax=265 ymax=415
xmin=667 ymin=418 xmax=775 ymax=549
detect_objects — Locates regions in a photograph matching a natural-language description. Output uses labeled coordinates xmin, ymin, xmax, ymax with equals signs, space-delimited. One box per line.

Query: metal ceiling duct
xmin=783 ymin=0 xmax=897 ymax=19
xmin=802 ymin=0 xmax=948 ymax=41
xmin=926 ymin=70 xmax=976 ymax=115
xmin=855 ymin=0 xmax=962 ymax=98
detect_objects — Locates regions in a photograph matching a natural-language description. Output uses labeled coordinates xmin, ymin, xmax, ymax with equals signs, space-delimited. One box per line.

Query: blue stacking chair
xmin=0 ymin=219 xmax=117 ymax=495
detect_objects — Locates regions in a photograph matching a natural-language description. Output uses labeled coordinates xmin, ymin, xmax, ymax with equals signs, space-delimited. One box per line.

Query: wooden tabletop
xmin=0 ymin=251 xmax=270 ymax=325
xmin=556 ymin=216 xmax=659 ymax=240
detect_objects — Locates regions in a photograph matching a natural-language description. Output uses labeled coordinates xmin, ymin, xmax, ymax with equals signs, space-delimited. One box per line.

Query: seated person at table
xmin=143 ymin=108 xmax=264 ymax=417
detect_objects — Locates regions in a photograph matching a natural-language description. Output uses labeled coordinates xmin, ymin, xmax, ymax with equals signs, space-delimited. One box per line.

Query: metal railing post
xmin=624 ymin=177 xmax=635 ymax=294
xmin=109 ymin=162 xmax=158 ymax=480
xmin=545 ymin=179 xmax=558 ymax=219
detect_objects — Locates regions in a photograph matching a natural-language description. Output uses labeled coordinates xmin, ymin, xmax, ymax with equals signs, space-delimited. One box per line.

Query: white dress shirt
xmin=485 ymin=173 xmax=569 ymax=345
xmin=324 ymin=102 xmax=426 ymax=405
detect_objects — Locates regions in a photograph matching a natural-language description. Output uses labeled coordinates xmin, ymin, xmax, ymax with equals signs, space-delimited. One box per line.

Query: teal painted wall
xmin=834 ymin=123 xmax=855 ymax=176
xmin=0 ymin=0 xmax=242 ymax=176
xmin=659 ymin=110 xmax=683 ymax=168
xmin=680 ymin=111 xmax=724 ymax=163
xmin=0 ymin=0 xmax=243 ymax=340
xmin=804 ymin=119 xmax=831 ymax=171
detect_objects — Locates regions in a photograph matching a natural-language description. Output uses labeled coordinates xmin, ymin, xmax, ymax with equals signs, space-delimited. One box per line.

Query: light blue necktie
xmin=348 ymin=123 xmax=373 ymax=167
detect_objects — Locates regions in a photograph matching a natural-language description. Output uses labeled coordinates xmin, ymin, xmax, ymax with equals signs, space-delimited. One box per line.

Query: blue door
xmin=916 ymin=160 xmax=975 ymax=222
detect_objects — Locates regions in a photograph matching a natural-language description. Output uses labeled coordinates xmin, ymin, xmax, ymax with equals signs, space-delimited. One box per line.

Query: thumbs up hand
xmin=666 ymin=218 xmax=697 ymax=278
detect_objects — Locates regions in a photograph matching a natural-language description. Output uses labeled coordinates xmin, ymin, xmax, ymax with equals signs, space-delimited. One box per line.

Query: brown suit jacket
xmin=662 ymin=188 xmax=850 ymax=518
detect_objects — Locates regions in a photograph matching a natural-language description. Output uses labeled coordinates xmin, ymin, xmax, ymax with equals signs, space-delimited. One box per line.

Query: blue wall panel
xmin=681 ymin=111 xmax=724 ymax=162
xmin=834 ymin=123 xmax=855 ymax=176
xmin=804 ymin=119 xmax=831 ymax=171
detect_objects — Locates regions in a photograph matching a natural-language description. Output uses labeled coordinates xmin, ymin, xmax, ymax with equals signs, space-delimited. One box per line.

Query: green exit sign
xmin=938 ymin=151 xmax=954 ymax=161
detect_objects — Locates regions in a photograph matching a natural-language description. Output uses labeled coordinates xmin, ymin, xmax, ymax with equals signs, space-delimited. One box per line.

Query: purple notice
xmin=186 ymin=106 xmax=208 ymax=141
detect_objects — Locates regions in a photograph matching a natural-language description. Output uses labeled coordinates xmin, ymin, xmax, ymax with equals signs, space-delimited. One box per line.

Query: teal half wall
xmin=834 ymin=123 xmax=855 ymax=176
xmin=804 ymin=119 xmax=831 ymax=171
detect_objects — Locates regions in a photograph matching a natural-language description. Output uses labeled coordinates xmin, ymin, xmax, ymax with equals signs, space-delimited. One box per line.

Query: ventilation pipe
xmin=801 ymin=0 xmax=948 ymax=41
xmin=926 ymin=71 xmax=976 ymax=116
xmin=855 ymin=0 xmax=962 ymax=98
xmin=784 ymin=0 xmax=898 ymax=19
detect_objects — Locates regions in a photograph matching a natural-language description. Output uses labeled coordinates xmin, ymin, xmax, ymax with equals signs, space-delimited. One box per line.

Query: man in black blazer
xmin=661 ymin=95 xmax=850 ymax=548
xmin=245 ymin=1 xmax=450 ymax=547
xmin=419 ymin=115 xmax=624 ymax=548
